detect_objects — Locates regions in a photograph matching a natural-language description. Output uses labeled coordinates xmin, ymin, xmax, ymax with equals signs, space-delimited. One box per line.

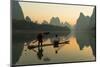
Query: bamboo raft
xmin=27 ymin=41 xmax=69 ymax=50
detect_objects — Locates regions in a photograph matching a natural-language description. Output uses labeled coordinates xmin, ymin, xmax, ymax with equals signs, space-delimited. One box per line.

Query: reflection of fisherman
xmin=36 ymin=33 xmax=44 ymax=60
xmin=37 ymin=33 xmax=43 ymax=46
xmin=53 ymin=34 xmax=60 ymax=48
xmin=37 ymin=46 xmax=43 ymax=60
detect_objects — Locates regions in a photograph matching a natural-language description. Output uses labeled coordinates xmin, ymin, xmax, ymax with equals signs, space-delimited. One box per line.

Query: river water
xmin=16 ymin=32 xmax=95 ymax=65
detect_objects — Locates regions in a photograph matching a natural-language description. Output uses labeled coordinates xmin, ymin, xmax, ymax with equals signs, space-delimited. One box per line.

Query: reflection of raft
xmin=27 ymin=41 xmax=69 ymax=50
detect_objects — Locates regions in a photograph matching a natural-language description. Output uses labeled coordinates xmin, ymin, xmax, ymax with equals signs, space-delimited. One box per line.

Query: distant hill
xmin=75 ymin=7 xmax=96 ymax=31
xmin=75 ymin=13 xmax=90 ymax=31
xmin=12 ymin=1 xmax=24 ymax=20
xmin=50 ymin=17 xmax=60 ymax=26
xmin=75 ymin=7 xmax=96 ymax=57
xmin=12 ymin=1 xmax=24 ymax=65
xmin=90 ymin=7 xmax=96 ymax=30
xmin=49 ymin=17 xmax=71 ymax=28
xmin=13 ymin=19 xmax=70 ymax=32
xmin=13 ymin=15 xmax=71 ymax=32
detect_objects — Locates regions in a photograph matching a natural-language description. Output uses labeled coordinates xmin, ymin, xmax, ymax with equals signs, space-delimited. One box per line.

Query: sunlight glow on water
xmin=16 ymin=36 xmax=95 ymax=65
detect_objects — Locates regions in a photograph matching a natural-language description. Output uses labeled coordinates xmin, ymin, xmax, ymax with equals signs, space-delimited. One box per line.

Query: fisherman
xmin=53 ymin=34 xmax=60 ymax=47
xmin=37 ymin=33 xmax=43 ymax=46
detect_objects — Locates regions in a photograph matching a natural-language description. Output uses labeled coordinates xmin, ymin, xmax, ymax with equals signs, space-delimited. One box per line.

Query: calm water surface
xmin=16 ymin=33 xmax=95 ymax=65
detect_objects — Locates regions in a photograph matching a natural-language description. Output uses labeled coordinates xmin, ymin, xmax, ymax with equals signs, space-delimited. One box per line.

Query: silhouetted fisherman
xmin=53 ymin=34 xmax=60 ymax=48
xmin=55 ymin=50 xmax=58 ymax=54
xmin=37 ymin=33 xmax=43 ymax=46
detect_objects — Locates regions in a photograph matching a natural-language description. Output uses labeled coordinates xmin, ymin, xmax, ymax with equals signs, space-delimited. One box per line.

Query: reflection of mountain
xmin=75 ymin=31 xmax=96 ymax=57
xmin=12 ymin=1 xmax=24 ymax=65
xmin=75 ymin=7 xmax=96 ymax=57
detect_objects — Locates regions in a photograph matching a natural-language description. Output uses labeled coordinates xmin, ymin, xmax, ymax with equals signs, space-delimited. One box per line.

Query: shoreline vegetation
xmin=12 ymin=17 xmax=71 ymax=42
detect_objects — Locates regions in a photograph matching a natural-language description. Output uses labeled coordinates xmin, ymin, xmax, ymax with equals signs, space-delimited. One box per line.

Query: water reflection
xmin=15 ymin=32 xmax=95 ymax=65
xmin=25 ymin=34 xmax=69 ymax=61
xmin=75 ymin=30 xmax=96 ymax=57
xmin=37 ymin=45 xmax=43 ymax=60
xmin=12 ymin=42 xmax=24 ymax=65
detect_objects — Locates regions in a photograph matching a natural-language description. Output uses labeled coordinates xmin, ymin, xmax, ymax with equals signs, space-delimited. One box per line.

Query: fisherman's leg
xmin=38 ymin=41 xmax=40 ymax=47
xmin=40 ymin=42 xmax=42 ymax=46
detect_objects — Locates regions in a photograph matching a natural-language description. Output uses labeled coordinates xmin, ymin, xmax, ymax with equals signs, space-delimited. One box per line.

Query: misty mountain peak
xmin=80 ymin=12 xmax=85 ymax=17
xmin=12 ymin=1 xmax=24 ymax=20
xmin=50 ymin=17 xmax=60 ymax=26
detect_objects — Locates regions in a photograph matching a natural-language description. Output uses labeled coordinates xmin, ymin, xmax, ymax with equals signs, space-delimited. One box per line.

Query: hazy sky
xmin=19 ymin=2 xmax=94 ymax=26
